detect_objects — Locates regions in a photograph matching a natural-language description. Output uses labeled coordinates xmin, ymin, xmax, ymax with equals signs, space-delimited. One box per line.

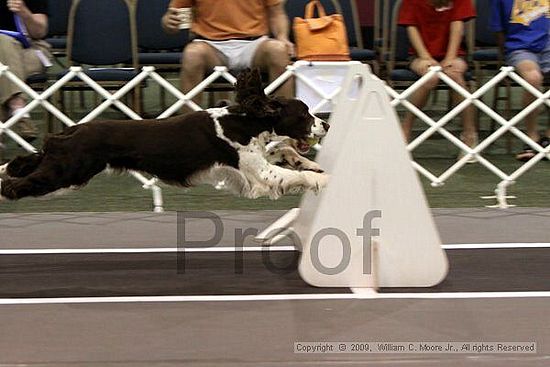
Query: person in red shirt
xmin=398 ymin=0 xmax=477 ymax=160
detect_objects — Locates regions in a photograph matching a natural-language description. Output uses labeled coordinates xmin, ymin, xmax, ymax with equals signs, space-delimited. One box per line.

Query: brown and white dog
xmin=0 ymin=69 xmax=329 ymax=201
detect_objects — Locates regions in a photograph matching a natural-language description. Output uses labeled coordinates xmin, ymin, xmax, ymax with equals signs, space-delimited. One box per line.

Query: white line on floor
xmin=1 ymin=291 xmax=550 ymax=305
xmin=0 ymin=246 xmax=296 ymax=255
xmin=442 ymin=243 xmax=550 ymax=249
xmin=0 ymin=243 xmax=549 ymax=255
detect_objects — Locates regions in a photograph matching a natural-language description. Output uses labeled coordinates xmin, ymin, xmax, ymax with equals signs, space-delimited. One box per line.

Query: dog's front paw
xmin=303 ymin=171 xmax=329 ymax=194
xmin=300 ymin=161 xmax=324 ymax=173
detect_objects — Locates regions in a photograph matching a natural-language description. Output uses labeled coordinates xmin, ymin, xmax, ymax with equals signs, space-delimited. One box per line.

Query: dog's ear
xmin=235 ymin=68 xmax=265 ymax=102
xmin=233 ymin=69 xmax=280 ymax=118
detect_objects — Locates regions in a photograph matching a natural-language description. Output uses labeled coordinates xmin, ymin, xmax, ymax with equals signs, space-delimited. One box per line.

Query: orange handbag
xmin=293 ymin=0 xmax=351 ymax=61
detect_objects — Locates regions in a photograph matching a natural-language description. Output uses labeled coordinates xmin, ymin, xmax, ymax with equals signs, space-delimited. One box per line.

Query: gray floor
xmin=0 ymin=208 xmax=549 ymax=366
xmin=1 ymin=207 xmax=550 ymax=248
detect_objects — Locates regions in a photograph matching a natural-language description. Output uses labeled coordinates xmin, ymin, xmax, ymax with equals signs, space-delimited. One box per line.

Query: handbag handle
xmin=305 ymin=0 xmax=327 ymax=19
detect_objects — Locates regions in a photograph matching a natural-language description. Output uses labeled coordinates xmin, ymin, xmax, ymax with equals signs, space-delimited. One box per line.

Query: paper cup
xmin=169 ymin=0 xmax=193 ymax=29
xmin=175 ymin=7 xmax=192 ymax=30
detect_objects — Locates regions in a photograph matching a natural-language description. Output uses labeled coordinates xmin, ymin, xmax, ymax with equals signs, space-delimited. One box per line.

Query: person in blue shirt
xmin=490 ymin=0 xmax=550 ymax=161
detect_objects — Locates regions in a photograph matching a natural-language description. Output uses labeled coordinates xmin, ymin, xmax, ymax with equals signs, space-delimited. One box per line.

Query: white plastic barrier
xmin=1 ymin=61 xmax=549 ymax=210
xmin=258 ymin=63 xmax=448 ymax=289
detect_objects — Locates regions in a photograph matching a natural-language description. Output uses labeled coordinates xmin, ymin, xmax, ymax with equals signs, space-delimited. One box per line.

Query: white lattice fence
xmin=1 ymin=61 xmax=548 ymax=210
xmin=385 ymin=66 xmax=550 ymax=208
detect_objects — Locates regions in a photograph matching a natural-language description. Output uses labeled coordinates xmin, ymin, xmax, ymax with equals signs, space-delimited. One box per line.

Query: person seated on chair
xmin=398 ymin=0 xmax=478 ymax=160
xmin=490 ymin=0 xmax=550 ymax=161
xmin=0 ymin=0 xmax=51 ymax=142
xmin=161 ymin=0 xmax=294 ymax=109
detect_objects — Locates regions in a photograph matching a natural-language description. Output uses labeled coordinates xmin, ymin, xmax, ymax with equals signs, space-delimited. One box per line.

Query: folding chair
xmin=135 ymin=0 xmax=189 ymax=111
xmin=472 ymin=0 xmax=500 ymax=83
xmin=55 ymin=0 xmax=141 ymax=120
xmin=135 ymin=0 xmax=188 ymax=69
xmin=44 ymin=0 xmax=72 ymax=68
xmin=337 ymin=0 xmax=378 ymax=70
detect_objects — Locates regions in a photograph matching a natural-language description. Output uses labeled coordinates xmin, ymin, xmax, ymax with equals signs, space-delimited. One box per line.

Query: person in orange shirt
xmin=162 ymin=0 xmax=294 ymax=106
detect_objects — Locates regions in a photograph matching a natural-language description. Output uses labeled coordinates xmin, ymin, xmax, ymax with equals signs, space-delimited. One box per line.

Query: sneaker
xmin=213 ymin=99 xmax=233 ymax=108
xmin=15 ymin=117 xmax=38 ymax=142
xmin=540 ymin=136 xmax=550 ymax=161
xmin=516 ymin=136 xmax=550 ymax=162
xmin=457 ymin=133 xmax=479 ymax=164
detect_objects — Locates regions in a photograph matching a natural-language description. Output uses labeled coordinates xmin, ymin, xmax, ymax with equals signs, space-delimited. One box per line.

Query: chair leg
xmin=505 ymin=81 xmax=513 ymax=154
xmin=160 ymin=85 xmax=166 ymax=111
xmin=491 ymin=81 xmax=514 ymax=154
xmin=50 ymin=89 xmax=64 ymax=133
xmin=79 ymin=90 xmax=86 ymax=109
xmin=133 ymin=85 xmax=142 ymax=115
xmin=47 ymin=93 xmax=55 ymax=134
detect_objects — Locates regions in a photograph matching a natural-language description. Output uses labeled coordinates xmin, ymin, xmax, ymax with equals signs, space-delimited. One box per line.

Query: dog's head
xmin=231 ymin=69 xmax=329 ymax=153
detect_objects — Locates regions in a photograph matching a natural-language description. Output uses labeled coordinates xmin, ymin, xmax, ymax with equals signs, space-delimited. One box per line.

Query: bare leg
xmin=445 ymin=58 xmax=477 ymax=147
xmin=252 ymin=39 xmax=293 ymax=98
xmin=180 ymin=42 xmax=226 ymax=112
xmin=401 ymin=58 xmax=439 ymax=142
xmin=515 ymin=60 xmax=543 ymax=141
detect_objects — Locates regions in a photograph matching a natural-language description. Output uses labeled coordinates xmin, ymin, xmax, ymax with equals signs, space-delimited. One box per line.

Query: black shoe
xmin=516 ymin=136 xmax=550 ymax=162
xmin=213 ymin=99 xmax=232 ymax=108
xmin=539 ymin=136 xmax=550 ymax=161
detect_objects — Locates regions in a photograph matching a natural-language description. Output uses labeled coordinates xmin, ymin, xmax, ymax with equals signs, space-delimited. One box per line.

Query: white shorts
xmin=193 ymin=36 xmax=269 ymax=71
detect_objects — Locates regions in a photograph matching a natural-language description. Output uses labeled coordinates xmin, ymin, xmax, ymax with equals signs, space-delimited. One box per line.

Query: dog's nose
xmin=322 ymin=122 xmax=330 ymax=131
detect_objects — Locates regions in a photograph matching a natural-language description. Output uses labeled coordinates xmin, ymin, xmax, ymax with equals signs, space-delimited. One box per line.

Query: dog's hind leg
xmin=0 ymin=158 xmax=106 ymax=201
xmin=0 ymin=162 xmax=8 ymax=178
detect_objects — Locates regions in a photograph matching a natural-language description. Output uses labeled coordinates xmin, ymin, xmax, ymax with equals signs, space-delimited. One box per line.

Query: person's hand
xmin=419 ymin=57 xmax=439 ymax=74
xmin=280 ymin=39 xmax=295 ymax=58
xmin=7 ymin=0 xmax=30 ymax=15
xmin=440 ymin=57 xmax=455 ymax=70
xmin=163 ymin=7 xmax=182 ymax=33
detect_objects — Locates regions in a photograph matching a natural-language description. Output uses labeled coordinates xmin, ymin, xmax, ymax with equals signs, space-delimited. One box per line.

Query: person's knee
xmin=444 ymin=60 xmax=468 ymax=82
xmin=521 ymin=69 xmax=543 ymax=88
xmin=260 ymin=40 xmax=290 ymax=67
xmin=0 ymin=34 xmax=17 ymax=50
xmin=181 ymin=43 xmax=210 ymax=71
xmin=452 ymin=59 xmax=468 ymax=73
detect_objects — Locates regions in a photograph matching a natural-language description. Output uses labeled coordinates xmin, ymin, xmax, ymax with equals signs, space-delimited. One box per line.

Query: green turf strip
xmin=1 ymin=154 xmax=548 ymax=213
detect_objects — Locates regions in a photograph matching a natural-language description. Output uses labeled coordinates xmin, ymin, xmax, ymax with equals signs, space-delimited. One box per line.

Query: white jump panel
xmin=296 ymin=63 xmax=448 ymax=288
